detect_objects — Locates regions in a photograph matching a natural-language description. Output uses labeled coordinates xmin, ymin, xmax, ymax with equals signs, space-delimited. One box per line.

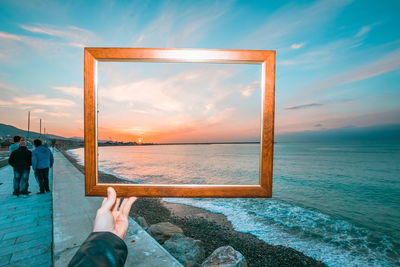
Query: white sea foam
xmin=163 ymin=198 xmax=398 ymax=267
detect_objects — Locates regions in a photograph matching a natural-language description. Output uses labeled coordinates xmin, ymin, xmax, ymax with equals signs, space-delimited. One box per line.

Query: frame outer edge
xmin=84 ymin=49 xmax=97 ymax=196
xmin=84 ymin=48 xmax=276 ymax=198
xmin=260 ymin=52 xmax=275 ymax=197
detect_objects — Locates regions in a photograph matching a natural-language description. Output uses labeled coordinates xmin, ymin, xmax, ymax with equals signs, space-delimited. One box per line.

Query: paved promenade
xmin=0 ymin=149 xmax=181 ymax=267
xmin=53 ymin=149 xmax=182 ymax=267
xmin=0 ymin=165 xmax=53 ymax=266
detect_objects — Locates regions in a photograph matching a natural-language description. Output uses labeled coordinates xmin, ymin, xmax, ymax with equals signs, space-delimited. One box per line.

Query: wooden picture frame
xmin=84 ymin=48 xmax=275 ymax=197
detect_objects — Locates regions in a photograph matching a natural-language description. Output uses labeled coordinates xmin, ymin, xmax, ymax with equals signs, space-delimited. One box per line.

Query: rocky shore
xmin=61 ymin=148 xmax=326 ymax=266
xmin=131 ymin=198 xmax=326 ymax=267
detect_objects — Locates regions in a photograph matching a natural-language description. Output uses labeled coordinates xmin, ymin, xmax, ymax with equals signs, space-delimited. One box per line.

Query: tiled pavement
xmin=0 ymin=165 xmax=53 ymax=267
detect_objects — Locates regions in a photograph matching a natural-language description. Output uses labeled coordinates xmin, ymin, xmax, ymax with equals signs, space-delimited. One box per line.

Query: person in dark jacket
xmin=8 ymin=140 xmax=32 ymax=196
xmin=32 ymin=139 xmax=54 ymax=194
xmin=9 ymin=135 xmax=21 ymax=153
xmin=69 ymin=187 xmax=136 ymax=267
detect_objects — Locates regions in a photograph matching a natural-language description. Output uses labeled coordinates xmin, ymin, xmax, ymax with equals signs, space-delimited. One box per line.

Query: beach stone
xmin=147 ymin=222 xmax=184 ymax=244
xmin=185 ymin=261 xmax=202 ymax=267
xmin=163 ymin=233 xmax=205 ymax=265
xmin=201 ymin=246 xmax=247 ymax=267
xmin=135 ymin=216 xmax=149 ymax=230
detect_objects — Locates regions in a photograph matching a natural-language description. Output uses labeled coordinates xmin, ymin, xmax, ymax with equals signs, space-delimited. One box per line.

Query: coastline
xmin=60 ymin=148 xmax=326 ymax=266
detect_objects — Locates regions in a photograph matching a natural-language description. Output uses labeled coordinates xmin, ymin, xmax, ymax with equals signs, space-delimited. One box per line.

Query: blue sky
xmin=0 ymin=0 xmax=399 ymax=139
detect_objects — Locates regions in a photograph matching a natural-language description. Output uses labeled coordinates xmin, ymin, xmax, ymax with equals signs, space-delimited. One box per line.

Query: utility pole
xmin=40 ymin=118 xmax=42 ymax=138
xmin=27 ymin=111 xmax=30 ymax=139
xmin=44 ymin=128 xmax=46 ymax=139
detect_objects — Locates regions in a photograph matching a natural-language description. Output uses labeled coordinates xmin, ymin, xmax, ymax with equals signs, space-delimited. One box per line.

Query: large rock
xmin=147 ymin=222 xmax=183 ymax=244
xmin=185 ymin=261 xmax=202 ymax=267
xmin=201 ymin=246 xmax=247 ymax=267
xmin=163 ymin=233 xmax=205 ymax=265
xmin=135 ymin=216 xmax=149 ymax=230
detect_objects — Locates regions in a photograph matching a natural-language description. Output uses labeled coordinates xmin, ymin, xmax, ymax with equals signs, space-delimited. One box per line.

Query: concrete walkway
xmin=0 ymin=165 xmax=53 ymax=266
xmin=53 ymin=149 xmax=182 ymax=266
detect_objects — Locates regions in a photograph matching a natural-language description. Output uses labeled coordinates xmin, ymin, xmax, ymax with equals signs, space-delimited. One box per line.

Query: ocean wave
xmin=163 ymin=198 xmax=399 ymax=267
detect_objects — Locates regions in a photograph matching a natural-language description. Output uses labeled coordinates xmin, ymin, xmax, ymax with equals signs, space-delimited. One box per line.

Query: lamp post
xmin=27 ymin=111 xmax=30 ymax=139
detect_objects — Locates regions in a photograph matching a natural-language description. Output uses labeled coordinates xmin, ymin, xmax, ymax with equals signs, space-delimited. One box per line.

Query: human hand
xmin=92 ymin=187 xmax=137 ymax=240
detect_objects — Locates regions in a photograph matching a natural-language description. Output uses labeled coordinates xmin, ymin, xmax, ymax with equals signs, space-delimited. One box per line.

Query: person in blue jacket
xmin=32 ymin=139 xmax=54 ymax=194
xmin=68 ymin=187 xmax=136 ymax=267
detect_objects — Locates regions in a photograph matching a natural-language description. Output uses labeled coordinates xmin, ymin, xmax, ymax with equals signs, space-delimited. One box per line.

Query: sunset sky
xmin=0 ymin=0 xmax=399 ymax=142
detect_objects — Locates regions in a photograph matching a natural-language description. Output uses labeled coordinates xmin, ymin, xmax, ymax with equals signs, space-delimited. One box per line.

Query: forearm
xmin=68 ymin=232 xmax=128 ymax=267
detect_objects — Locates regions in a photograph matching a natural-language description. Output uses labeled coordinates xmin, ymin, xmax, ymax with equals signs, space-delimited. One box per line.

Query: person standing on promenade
xmin=9 ymin=136 xmax=21 ymax=153
xmin=32 ymin=139 xmax=54 ymax=194
xmin=8 ymin=140 xmax=32 ymax=196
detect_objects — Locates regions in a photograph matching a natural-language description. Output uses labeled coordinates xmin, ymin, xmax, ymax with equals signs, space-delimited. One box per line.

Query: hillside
xmin=0 ymin=123 xmax=66 ymax=140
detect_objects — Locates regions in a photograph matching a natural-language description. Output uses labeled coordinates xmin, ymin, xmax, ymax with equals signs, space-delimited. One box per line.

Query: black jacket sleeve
xmin=27 ymin=150 xmax=32 ymax=166
xmin=68 ymin=232 xmax=128 ymax=267
xmin=8 ymin=151 xmax=15 ymax=167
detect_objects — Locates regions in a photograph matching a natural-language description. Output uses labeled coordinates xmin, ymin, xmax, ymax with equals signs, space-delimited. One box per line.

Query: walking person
xmin=8 ymin=140 xmax=32 ymax=196
xmin=9 ymin=136 xmax=21 ymax=153
xmin=32 ymin=139 xmax=54 ymax=194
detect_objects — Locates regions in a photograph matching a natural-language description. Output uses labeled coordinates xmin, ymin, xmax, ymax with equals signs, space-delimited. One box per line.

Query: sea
xmin=68 ymin=142 xmax=400 ymax=266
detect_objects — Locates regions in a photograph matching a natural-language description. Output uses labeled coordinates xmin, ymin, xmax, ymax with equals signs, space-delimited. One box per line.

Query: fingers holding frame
xmin=120 ymin=197 xmax=137 ymax=217
xmin=100 ymin=187 xmax=136 ymax=216
xmin=101 ymin=187 xmax=117 ymax=211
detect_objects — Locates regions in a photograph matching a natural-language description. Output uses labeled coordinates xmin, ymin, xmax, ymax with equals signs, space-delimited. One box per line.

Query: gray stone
xmin=185 ymin=261 xmax=202 ymax=267
xmin=201 ymin=246 xmax=247 ymax=267
xmin=163 ymin=233 xmax=205 ymax=265
xmin=135 ymin=216 xmax=149 ymax=230
xmin=147 ymin=222 xmax=184 ymax=244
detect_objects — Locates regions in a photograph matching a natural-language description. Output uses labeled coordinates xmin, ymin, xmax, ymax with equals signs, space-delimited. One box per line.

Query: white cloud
xmin=134 ymin=34 xmax=145 ymax=46
xmin=47 ymin=112 xmax=71 ymax=117
xmin=0 ymin=100 xmax=12 ymax=106
xmin=29 ymin=108 xmax=70 ymax=117
xmin=31 ymin=108 xmax=46 ymax=113
xmin=297 ymin=48 xmax=400 ymax=99
xmin=99 ymin=66 xmax=235 ymax=114
xmin=132 ymin=1 xmax=233 ymax=47
xmin=0 ymin=30 xmax=59 ymax=52
xmin=242 ymin=0 xmax=352 ymax=48
xmin=13 ymin=94 xmax=76 ymax=107
xmin=278 ymin=60 xmax=296 ymax=66
xmin=100 ymin=78 xmax=184 ymax=113
xmin=20 ymin=25 xmax=65 ymax=36
xmin=52 ymin=86 xmax=83 ymax=98
xmin=20 ymin=24 xmax=97 ymax=48
xmin=206 ymin=107 xmax=236 ymax=127
xmin=354 ymin=26 xmax=371 ymax=38
xmin=278 ymin=35 xmax=371 ymax=69
xmin=0 ymin=31 xmax=22 ymax=40
xmin=291 ymin=43 xmax=305 ymax=49
xmin=240 ymin=81 xmax=260 ymax=98
xmin=69 ymin=43 xmax=85 ymax=48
